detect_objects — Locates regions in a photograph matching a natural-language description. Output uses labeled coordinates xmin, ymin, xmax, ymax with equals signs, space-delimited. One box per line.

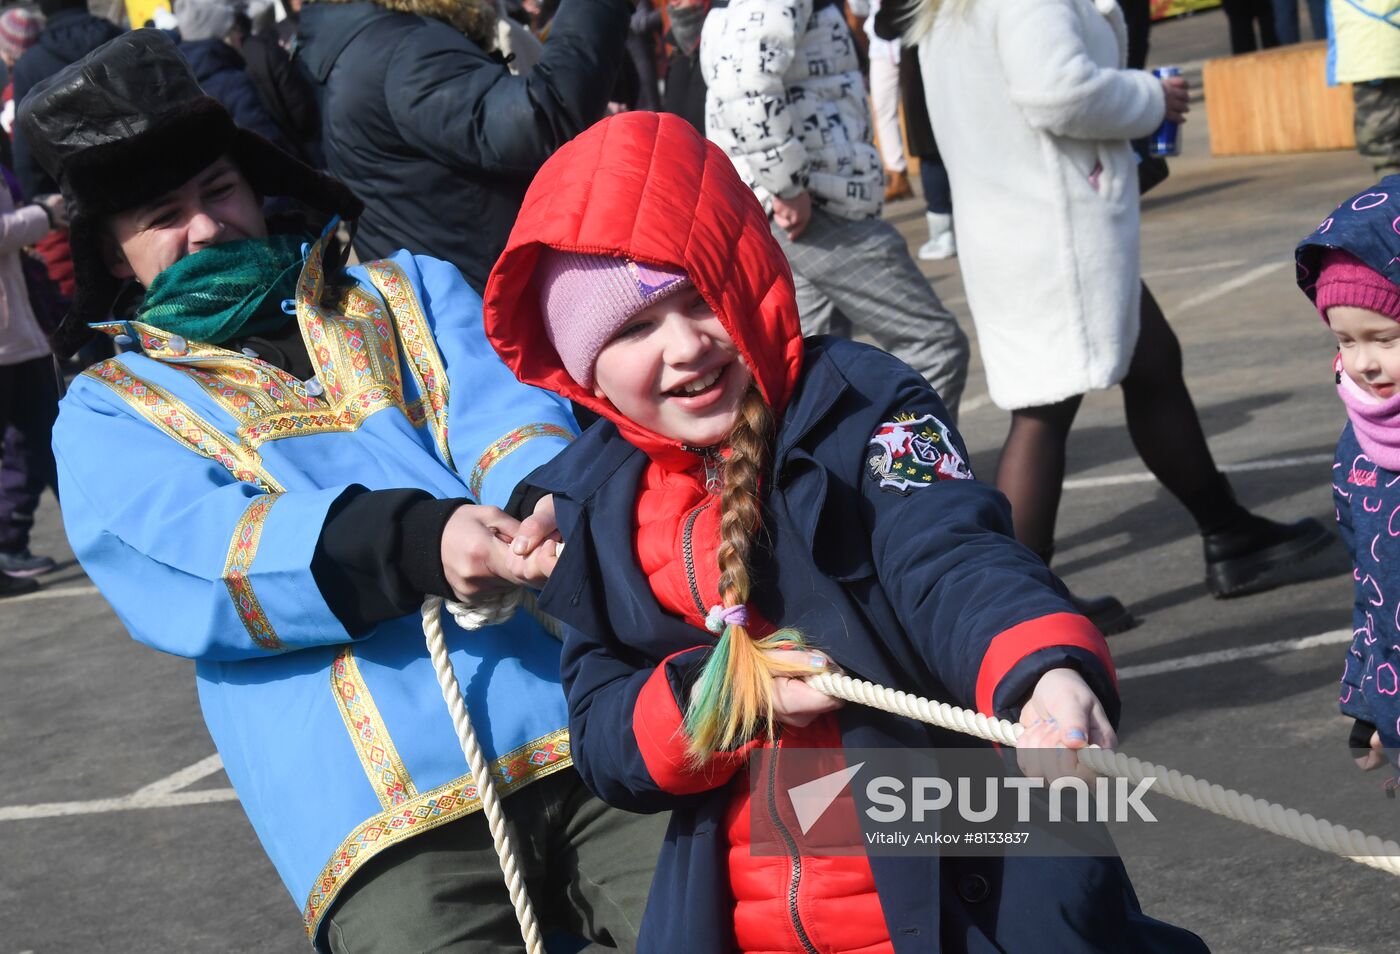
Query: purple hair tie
xmin=705 ymin=604 xmax=749 ymax=634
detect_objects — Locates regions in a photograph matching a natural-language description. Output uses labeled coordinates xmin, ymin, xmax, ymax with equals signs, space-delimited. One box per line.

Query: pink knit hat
xmin=1315 ymin=248 xmax=1400 ymax=324
xmin=0 ymin=9 xmax=41 ymax=65
xmin=535 ymin=249 xmax=691 ymax=387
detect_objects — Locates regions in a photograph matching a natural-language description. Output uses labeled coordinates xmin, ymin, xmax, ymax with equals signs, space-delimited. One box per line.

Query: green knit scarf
xmin=136 ymin=234 xmax=306 ymax=345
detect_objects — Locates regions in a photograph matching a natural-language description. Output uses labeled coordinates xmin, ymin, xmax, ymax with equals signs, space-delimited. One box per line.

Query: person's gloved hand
xmin=34 ymin=193 xmax=68 ymax=231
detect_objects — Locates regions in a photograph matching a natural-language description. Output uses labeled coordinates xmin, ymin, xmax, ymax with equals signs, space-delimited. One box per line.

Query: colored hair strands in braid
xmin=684 ymin=386 xmax=827 ymax=759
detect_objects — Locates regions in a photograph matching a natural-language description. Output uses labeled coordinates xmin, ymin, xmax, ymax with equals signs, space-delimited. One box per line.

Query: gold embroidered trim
xmin=241 ymin=386 xmax=404 ymax=449
xmin=82 ymin=360 xmax=283 ymax=493
xmin=363 ymin=260 xmax=454 ymax=468
xmin=468 ymin=423 xmax=575 ymax=501
xmin=222 ymin=494 xmax=285 ymax=651
xmin=302 ymin=728 xmax=572 ymax=940
xmin=331 ymin=647 xmax=418 ymax=809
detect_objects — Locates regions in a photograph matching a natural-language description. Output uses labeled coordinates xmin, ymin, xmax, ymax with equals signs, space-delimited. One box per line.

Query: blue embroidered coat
xmin=52 ymin=234 xmax=578 ymax=946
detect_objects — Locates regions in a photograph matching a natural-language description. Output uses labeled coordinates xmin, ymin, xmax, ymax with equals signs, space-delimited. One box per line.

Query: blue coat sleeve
xmin=53 ymin=370 xmax=359 ymax=662
xmin=562 ymin=620 xmax=749 ymax=813
xmin=849 ymin=350 xmax=1118 ymax=719
xmin=364 ymin=252 xmax=580 ymax=506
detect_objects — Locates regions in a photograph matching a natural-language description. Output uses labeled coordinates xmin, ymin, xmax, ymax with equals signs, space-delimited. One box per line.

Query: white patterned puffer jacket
xmin=701 ymin=0 xmax=884 ymax=221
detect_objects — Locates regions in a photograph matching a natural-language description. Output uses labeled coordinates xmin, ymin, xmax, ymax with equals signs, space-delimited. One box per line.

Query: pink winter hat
xmin=535 ymin=249 xmax=691 ymax=387
xmin=1314 ymin=248 xmax=1400 ymax=323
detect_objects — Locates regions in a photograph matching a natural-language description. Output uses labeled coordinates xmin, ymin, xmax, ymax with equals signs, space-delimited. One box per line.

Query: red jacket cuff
xmin=974 ymin=612 xmax=1117 ymax=716
xmin=632 ymin=649 xmax=752 ymax=795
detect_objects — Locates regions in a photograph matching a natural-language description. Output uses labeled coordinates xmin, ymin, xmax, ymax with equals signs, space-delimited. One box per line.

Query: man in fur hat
xmin=24 ymin=29 xmax=662 ymax=953
xmin=298 ymin=0 xmax=633 ymax=295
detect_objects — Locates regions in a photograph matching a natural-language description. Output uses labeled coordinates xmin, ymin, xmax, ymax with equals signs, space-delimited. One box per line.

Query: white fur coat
xmin=919 ymin=0 xmax=1165 ymax=409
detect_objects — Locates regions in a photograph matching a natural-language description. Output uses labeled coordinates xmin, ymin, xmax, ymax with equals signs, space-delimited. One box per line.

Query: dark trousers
xmin=1117 ymin=0 xmax=1152 ymax=70
xmin=1222 ymin=0 xmax=1280 ymax=53
xmin=1272 ymin=0 xmax=1328 ymax=43
xmin=323 ymin=766 xmax=668 ymax=953
xmin=0 ymin=355 xmax=60 ymax=553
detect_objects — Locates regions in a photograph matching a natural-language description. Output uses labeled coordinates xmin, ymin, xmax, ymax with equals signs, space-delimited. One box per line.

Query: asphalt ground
xmin=3 ymin=10 xmax=1394 ymax=953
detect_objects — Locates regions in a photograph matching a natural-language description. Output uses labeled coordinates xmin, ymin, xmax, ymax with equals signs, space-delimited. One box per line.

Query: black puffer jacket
xmin=11 ymin=7 xmax=123 ymax=197
xmin=178 ymin=38 xmax=291 ymax=152
xmin=299 ymin=0 xmax=630 ymax=294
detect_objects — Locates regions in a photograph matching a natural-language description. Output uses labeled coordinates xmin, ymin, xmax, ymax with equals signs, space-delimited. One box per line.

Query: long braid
xmin=685 ymin=386 xmax=825 ymax=759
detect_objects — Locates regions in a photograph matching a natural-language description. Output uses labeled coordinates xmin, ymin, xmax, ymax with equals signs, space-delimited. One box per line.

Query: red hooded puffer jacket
xmin=486 ymin=113 xmax=894 ymax=954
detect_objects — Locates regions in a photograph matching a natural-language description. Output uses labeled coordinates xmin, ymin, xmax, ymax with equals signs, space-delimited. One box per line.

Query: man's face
xmin=104 ymin=157 xmax=267 ymax=287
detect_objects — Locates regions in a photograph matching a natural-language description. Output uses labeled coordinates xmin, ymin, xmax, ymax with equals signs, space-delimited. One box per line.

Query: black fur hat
xmin=17 ymin=29 xmax=363 ymax=356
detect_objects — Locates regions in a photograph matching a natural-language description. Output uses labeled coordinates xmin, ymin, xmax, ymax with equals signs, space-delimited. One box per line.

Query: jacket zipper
xmin=766 ymin=728 xmax=819 ymax=954
xmin=681 ymin=500 xmax=713 ymax=619
xmin=685 ymin=449 xmax=813 ymax=950
xmin=682 ymin=449 xmax=724 ymax=619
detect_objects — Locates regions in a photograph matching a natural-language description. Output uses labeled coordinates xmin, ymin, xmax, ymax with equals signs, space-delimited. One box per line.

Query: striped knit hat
xmin=0 ymin=9 xmax=42 ymax=65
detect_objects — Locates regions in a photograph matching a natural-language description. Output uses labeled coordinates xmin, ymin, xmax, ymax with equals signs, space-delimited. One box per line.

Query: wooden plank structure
xmin=1203 ymin=41 xmax=1355 ymax=156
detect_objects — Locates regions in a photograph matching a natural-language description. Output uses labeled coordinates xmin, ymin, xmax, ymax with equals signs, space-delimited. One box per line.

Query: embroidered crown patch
xmin=866 ymin=412 xmax=972 ymax=494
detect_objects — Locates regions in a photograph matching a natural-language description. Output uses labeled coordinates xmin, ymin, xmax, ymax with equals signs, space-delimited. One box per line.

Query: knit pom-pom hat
xmin=535 ymin=249 xmax=690 ymax=388
xmin=1315 ymin=248 xmax=1400 ymax=324
xmin=0 ymin=8 xmax=41 ymax=65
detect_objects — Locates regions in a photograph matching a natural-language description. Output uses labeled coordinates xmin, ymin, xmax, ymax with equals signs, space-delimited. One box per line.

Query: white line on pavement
xmin=0 ymin=754 xmax=235 ymax=822
xmin=1176 ymin=261 xmax=1289 ymax=311
xmin=130 ymin=753 xmax=225 ymax=798
xmin=3 ymin=583 xmax=100 ymax=604
xmin=1063 ymin=452 xmax=1334 ymax=491
xmin=961 ymin=393 xmax=994 ymax=414
xmin=1143 ymin=258 xmax=1249 ymax=279
xmin=0 ymin=787 xmax=239 ymax=821
xmin=1118 ymin=629 xmax=1352 ymax=681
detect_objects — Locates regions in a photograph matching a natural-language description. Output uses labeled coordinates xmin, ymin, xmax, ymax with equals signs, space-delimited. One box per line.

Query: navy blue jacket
xmin=177 ymin=38 xmax=290 ymax=152
xmin=1298 ymin=177 xmax=1400 ymax=752
xmin=533 ymin=337 xmax=1207 ymax=954
xmin=11 ymin=8 xmax=122 ymax=197
xmin=297 ymin=0 xmax=630 ymax=294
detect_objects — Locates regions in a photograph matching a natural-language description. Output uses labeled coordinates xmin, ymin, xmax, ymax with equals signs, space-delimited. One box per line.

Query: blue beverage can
xmin=1149 ymin=66 xmax=1181 ymax=158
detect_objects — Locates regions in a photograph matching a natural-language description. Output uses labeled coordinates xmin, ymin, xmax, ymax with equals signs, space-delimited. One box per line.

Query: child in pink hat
xmin=1297 ymin=178 xmax=1400 ymax=791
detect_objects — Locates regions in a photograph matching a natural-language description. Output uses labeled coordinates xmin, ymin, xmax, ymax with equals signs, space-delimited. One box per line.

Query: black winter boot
xmin=1068 ymin=593 xmax=1139 ymax=637
xmin=1035 ymin=547 xmax=1140 ymax=636
xmin=0 ymin=573 xmax=38 ymax=598
xmin=1203 ymin=512 xmax=1346 ymax=598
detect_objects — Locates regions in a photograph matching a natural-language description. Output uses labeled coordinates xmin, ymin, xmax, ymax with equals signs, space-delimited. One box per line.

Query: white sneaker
xmin=918 ymin=212 xmax=956 ymax=260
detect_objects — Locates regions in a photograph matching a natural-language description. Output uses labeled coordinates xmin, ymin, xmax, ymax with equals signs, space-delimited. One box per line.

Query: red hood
xmin=484 ymin=112 xmax=804 ymax=467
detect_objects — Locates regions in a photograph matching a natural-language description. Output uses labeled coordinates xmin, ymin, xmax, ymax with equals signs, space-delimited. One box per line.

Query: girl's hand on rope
xmin=1015 ymin=667 xmax=1116 ymax=784
xmin=440 ymin=504 xmax=557 ymax=600
xmin=767 ymin=649 xmax=844 ymax=728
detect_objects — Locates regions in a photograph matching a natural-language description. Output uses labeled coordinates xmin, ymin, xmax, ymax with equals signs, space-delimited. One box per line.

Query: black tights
xmin=994 ymin=283 xmax=1244 ymax=559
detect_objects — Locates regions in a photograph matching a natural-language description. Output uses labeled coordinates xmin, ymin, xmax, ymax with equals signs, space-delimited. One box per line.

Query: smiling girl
xmin=484 ymin=112 xmax=1205 ymax=954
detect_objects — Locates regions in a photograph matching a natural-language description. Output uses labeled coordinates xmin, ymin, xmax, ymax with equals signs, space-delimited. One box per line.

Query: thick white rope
xmin=807 ymin=671 xmax=1400 ymax=876
xmin=421 ymin=594 xmax=544 ymax=954
xmin=423 ymin=582 xmax=1400 ymax=954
